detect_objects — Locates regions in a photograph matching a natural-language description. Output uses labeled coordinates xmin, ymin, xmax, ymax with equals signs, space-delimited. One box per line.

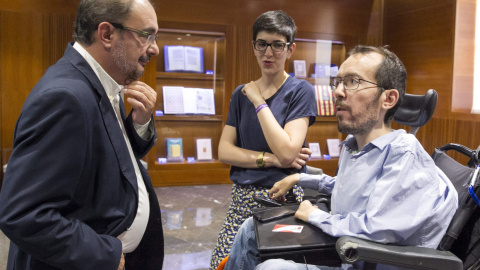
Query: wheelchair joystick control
xmin=285 ymin=188 xmax=297 ymax=204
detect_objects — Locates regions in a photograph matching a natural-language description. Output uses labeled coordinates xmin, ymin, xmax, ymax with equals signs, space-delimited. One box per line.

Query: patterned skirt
xmin=209 ymin=183 xmax=304 ymax=270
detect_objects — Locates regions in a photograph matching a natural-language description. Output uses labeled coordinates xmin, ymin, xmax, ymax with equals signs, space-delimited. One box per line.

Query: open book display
xmin=163 ymin=86 xmax=215 ymax=115
xmin=164 ymin=45 xmax=204 ymax=73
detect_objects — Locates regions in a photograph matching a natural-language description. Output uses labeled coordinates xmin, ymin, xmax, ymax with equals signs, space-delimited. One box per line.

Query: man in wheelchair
xmin=223 ymin=45 xmax=458 ymax=270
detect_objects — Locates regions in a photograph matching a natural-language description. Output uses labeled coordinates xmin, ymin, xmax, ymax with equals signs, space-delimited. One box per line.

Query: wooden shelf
xmin=315 ymin=116 xmax=337 ymax=122
xmin=153 ymin=159 xmax=228 ymax=169
xmin=149 ymin=160 xmax=231 ymax=187
xmin=154 ymin=115 xmax=223 ymax=122
xmin=156 ymin=71 xmax=224 ymax=81
xmin=148 ymin=22 xmax=230 ymax=187
xmin=148 ymin=158 xmax=340 ymax=186
xmin=303 ymin=77 xmax=333 ymax=85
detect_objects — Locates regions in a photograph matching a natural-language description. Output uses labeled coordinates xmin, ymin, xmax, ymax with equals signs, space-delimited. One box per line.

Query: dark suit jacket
xmin=0 ymin=43 xmax=164 ymax=270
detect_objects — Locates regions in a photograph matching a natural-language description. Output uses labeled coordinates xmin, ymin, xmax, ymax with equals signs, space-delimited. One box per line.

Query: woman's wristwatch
xmin=256 ymin=151 xmax=265 ymax=168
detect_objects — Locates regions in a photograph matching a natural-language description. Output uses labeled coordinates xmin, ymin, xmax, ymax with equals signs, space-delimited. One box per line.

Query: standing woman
xmin=210 ymin=10 xmax=317 ymax=269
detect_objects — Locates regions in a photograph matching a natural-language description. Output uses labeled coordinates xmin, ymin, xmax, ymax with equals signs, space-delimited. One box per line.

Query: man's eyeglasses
xmin=110 ymin=22 xmax=158 ymax=45
xmin=253 ymin=40 xmax=290 ymax=52
xmin=332 ymin=75 xmax=383 ymax=91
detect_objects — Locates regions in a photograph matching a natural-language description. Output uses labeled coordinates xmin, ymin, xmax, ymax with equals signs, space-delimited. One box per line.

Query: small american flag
xmin=315 ymin=85 xmax=336 ymax=116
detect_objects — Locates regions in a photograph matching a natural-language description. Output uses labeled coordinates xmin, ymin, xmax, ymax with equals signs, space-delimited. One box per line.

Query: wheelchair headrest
xmin=393 ymin=89 xmax=438 ymax=128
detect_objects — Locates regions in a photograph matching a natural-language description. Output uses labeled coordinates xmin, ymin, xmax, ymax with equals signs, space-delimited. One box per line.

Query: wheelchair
xmin=335 ymin=142 xmax=480 ymax=270
xmin=251 ymin=89 xmax=480 ymax=269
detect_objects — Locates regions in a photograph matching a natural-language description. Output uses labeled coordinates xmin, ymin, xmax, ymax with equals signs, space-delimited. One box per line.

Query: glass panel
xmin=289 ymin=38 xmax=345 ymax=116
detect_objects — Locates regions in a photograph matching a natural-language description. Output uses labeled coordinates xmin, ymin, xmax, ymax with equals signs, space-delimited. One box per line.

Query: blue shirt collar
xmin=340 ymin=129 xmax=407 ymax=153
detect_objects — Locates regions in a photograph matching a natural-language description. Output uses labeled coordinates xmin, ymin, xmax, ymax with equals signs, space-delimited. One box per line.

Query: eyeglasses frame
xmin=332 ymin=75 xmax=383 ymax=91
xmin=109 ymin=22 xmax=158 ymax=45
xmin=253 ymin=40 xmax=291 ymax=52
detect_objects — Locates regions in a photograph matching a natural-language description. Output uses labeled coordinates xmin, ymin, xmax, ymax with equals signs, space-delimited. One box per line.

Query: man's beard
xmin=337 ymin=97 xmax=380 ymax=136
xmin=112 ymin=38 xmax=145 ymax=81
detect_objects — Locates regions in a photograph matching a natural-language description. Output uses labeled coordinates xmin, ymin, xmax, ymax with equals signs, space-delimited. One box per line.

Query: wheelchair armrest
xmin=336 ymin=236 xmax=463 ymax=270
xmin=306 ymin=165 xmax=323 ymax=175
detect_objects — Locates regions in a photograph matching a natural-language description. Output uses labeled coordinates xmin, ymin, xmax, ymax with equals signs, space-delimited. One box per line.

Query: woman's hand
xmin=287 ymin=147 xmax=311 ymax=169
xmin=265 ymin=147 xmax=311 ymax=169
xmin=241 ymin=81 xmax=264 ymax=107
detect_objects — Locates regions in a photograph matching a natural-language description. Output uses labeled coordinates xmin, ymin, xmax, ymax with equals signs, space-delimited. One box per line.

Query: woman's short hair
xmin=252 ymin=10 xmax=297 ymax=44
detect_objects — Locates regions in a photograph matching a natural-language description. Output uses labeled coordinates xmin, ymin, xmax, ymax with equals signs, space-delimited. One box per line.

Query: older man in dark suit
xmin=0 ymin=0 xmax=163 ymax=269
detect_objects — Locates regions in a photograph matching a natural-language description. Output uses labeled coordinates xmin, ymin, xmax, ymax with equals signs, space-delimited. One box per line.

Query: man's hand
xmin=117 ymin=253 xmax=125 ymax=270
xmin=123 ymin=80 xmax=157 ymax=125
xmin=295 ymin=200 xmax=319 ymax=222
xmin=269 ymin=173 xmax=300 ymax=200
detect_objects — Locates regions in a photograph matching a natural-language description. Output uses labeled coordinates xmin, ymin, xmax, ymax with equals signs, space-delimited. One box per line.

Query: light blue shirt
xmin=299 ymin=129 xmax=458 ymax=249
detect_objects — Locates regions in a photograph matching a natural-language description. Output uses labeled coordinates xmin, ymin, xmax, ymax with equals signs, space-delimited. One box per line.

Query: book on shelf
xmin=309 ymin=142 xmax=322 ymax=159
xmin=314 ymin=63 xmax=339 ymax=78
xmin=330 ymin=64 xmax=339 ymax=77
xmin=315 ymin=85 xmax=335 ymax=116
xmin=164 ymin=45 xmax=204 ymax=73
xmin=166 ymin=138 xmax=184 ymax=161
xmin=293 ymin=60 xmax=307 ymax=78
xmin=326 ymin=139 xmax=341 ymax=158
xmin=196 ymin=138 xmax=213 ymax=161
xmin=314 ymin=63 xmax=328 ymax=78
xmin=162 ymin=86 xmax=215 ymax=115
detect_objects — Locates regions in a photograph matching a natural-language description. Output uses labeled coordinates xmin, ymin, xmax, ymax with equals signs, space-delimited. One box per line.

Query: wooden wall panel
xmin=42 ymin=14 xmax=77 ymax=70
xmin=452 ymin=0 xmax=475 ymax=113
xmin=0 ymin=0 xmax=79 ymax=13
xmin=154 ymin=0 xmax=375 ymax=40
xmin=0 ymin=0 xmax=384 ymax=186
xmin=366 ymin=0 xmax=384 ymax=46
xmin=412 ymin=118 xmax=480 ymax=165
xmin=234 ymin=26 xmax=259 ymax=91
xmin=1 ymin=11 xmax=45 ymax=177
xmin=0 ymin=11 xmax=77 ymax=185
xmin=0 ymin=0 xmax=476 ymax=187
xmin=385 ymin=0 xmax=480 ymax=165
xmin=0 ymin=12 xmax=2 ymax=185
xmin=385 ymin=0 xmax=456 ymax=114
